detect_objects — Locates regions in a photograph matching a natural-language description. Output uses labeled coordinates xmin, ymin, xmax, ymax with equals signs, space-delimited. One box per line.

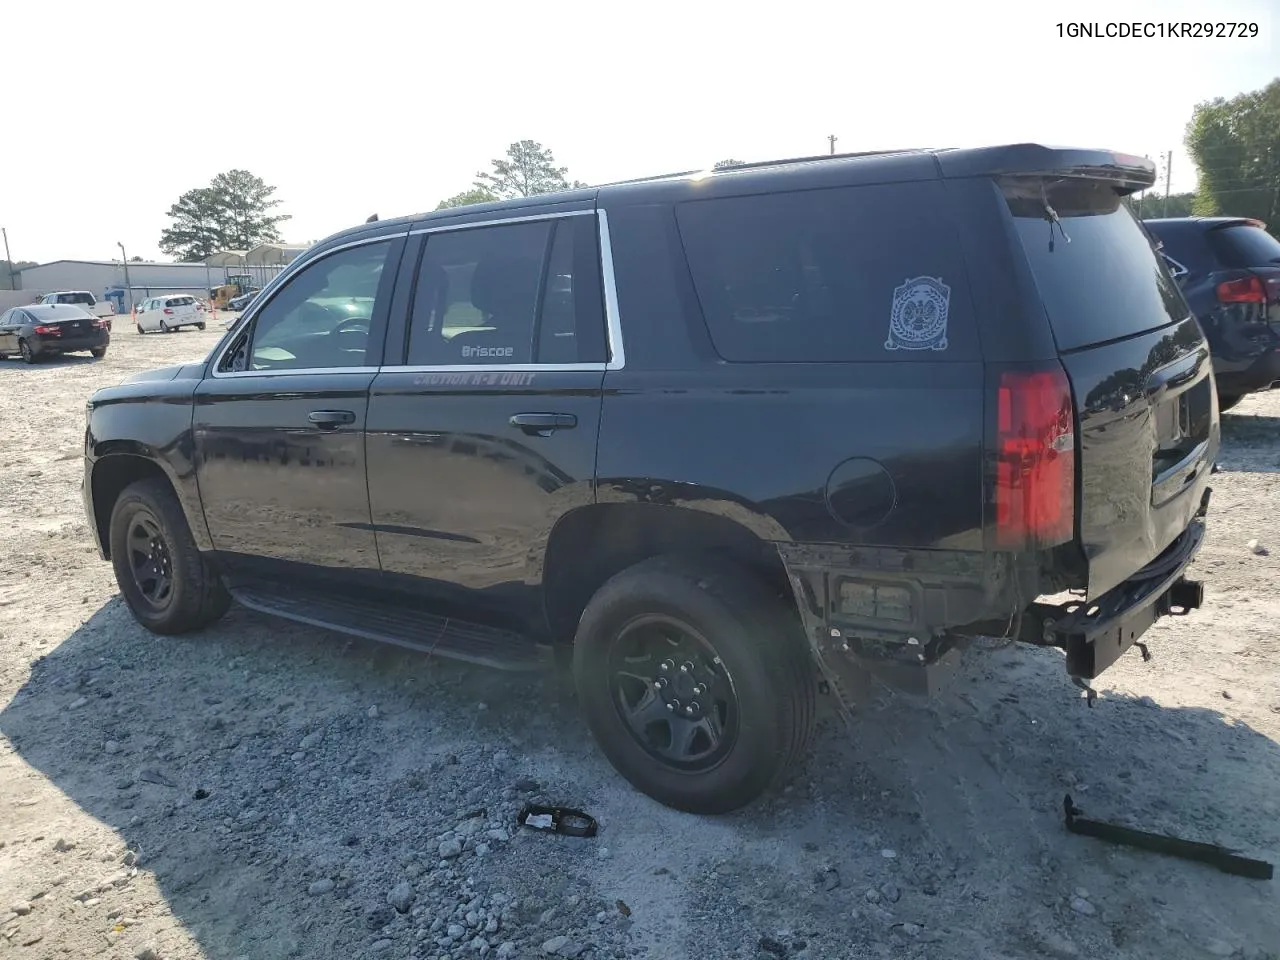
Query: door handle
xmin=509 ymin=412 xmax=577 ymax=436
xmin=308 ymin=409 xmax=356 ymax=429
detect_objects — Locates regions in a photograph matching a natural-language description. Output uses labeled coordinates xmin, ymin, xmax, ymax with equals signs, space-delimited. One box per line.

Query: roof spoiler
xmin=935 ymin=144 xmax=1157 ymax=195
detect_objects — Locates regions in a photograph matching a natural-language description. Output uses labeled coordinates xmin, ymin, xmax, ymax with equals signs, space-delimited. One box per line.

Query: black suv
xmin=1144 ymin=216 xmax=1280 ymax=409
xmin=83 ymin=145 xmax=1216 ymax=813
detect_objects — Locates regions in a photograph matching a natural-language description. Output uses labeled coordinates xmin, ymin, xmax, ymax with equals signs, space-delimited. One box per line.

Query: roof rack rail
xmin=598 ymin=148 xmax=927 ymax=189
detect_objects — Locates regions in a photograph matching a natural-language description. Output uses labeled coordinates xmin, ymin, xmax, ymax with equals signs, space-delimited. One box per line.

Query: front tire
xmin=19 ymin=339 xmax=37 ymax=364
xmin=159 ymin=320 xmax=169 ymax=333
xmin=573 ymin=555 xmax=816 ymax=814
xmin=108 ymin=478 xmax=230 ymax=635
xmin=196 ymin=322 xmax=206 ymax=331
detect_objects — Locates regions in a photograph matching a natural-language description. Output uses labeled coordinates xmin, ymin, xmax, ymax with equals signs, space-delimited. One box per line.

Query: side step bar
xmin=230 ymin=583 xmax=551 ymax=672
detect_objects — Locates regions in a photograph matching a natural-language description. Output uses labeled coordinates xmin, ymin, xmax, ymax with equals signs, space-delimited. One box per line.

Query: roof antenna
xmin=366 ymin=213 xmax=379 ymax=224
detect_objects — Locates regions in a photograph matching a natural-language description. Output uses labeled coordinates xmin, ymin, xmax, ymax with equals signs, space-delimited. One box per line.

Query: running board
xmin=230 ymin=583 xmax=550 ymax=672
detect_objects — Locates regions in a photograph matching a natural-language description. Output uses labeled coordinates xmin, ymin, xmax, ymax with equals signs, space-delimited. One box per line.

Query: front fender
xmin=86 ymin=376 xmax=208 ymax=551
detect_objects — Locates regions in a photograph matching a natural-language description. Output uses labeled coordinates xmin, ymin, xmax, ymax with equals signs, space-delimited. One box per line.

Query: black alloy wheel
xmin=608 ymin=614 xmax=738 ymax=772
xmin=125 ymin=509 xmax=175 ymax=613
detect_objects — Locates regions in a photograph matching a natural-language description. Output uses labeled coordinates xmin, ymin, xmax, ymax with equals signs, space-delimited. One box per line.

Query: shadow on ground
xmin=3 ymin=603 xmax=1278 ymax=959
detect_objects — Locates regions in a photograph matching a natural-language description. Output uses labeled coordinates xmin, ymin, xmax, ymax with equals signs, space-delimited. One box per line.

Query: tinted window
xmin=166 ymin=296 xmax=195 ymax=307
xmin=1004 ymin=179 xmax=1186 ymax=352
xmin=405 ymin=217 xmax=605 ymax=366
xmin=218 ymin=241 xmax=391 ymax=373
xmin=55 ymin=292 xmax=94 ymax=305
xmin=1207 ymin=224 xmax=1280 ymax=268
xmin=676 ymin=182 xmax=976 ymax=362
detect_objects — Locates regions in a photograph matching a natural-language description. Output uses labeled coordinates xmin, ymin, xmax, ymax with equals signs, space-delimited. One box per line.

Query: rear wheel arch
xmin=541 ymin=502 xmax=796 ymax=645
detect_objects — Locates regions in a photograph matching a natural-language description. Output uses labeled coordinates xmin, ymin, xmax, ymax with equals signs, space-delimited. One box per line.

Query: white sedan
xmin=135 ymin=295 xmax=206 ymax=334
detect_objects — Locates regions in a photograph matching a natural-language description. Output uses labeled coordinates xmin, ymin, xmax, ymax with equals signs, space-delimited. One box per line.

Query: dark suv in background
xmin=83 ymin=145 xmax=1215 ymax=813
xmin=1144 ymin=216 xmax=1280 ymax=409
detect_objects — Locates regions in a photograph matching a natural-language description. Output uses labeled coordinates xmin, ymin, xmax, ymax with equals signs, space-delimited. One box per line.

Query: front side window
xmin=218 ymin=240 xmax=391 ymax=373
xmin=405 ymin=217 xmax=605 ymax=366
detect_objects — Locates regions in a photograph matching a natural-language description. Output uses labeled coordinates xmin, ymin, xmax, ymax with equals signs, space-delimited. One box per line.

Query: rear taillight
xmin=163 ymin=307 xmax=175 ymax=315
xmin=33 ymin=324 xmax=62 ymax=336
xmin=996 ymin=367 xmax=1076 ymax=548
xmin=92 ymin=318 xmax=110 ymax=330
xmin=1216 ymin=275 xmax=1267 ymax=304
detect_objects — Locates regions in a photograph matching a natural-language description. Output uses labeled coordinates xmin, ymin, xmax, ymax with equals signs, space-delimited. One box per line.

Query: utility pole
xmin=118 ymin=242 xmax=133 ymax=312
xmin=1 ymin=227 xmax=16 ymax=290
xmin=1163 ymin=150 xmax=1173 ymax=217
xmin=828 ymin=134 xmax=838 ymax=155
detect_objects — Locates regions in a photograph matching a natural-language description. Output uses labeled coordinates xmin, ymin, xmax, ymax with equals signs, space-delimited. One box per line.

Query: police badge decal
xmin=885 ymin=276 xmax=950 ymax=351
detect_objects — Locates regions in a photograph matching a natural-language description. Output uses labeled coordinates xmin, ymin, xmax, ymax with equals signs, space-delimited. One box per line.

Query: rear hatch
xmin=1002 ymin=177 xmax=1218 ymax=598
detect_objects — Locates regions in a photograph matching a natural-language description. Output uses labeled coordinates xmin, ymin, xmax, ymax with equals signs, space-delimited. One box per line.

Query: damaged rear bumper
xmin=1023 ymin=518 xmax=1206 ymax=679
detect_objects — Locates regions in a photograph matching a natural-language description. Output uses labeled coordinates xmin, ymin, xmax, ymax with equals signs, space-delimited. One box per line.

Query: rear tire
xmin=572 ymin=554 xmax=817 ymax=814
xmin=196 ymin=322 xmax=206 ymax=331
xmin=159 ymin=320 xmax=169 ymax=333
xmin=1218 ymin=393 xmax=1244 ymax=412
xmin=91 ymin=347 xmax=107 ymax=359
xmin=19 ymin=339 xmax=37 ymax=364
xmin=108 ymin=477 xmax=230 ymax=635
xmin=136 ymin=323 xmax=144 ymax=335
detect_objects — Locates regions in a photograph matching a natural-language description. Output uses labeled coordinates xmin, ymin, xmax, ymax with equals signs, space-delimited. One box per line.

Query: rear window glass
xmin=55 ymin=292 xmax=94 ymax=305
xmin=1004 ymin=179 xmax=1186 ymax=352
xmin=676 ymin=182 xmax=976 ymax=362
xmin=1207 ymin=224 xmax=1280 ymax=268
xmin=167 ymin=296 xmax=195 ymax=306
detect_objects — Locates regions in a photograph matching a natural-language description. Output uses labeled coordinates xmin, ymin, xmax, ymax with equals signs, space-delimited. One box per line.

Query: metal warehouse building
xmin=17 ymin=243 xmax=309 ymax=313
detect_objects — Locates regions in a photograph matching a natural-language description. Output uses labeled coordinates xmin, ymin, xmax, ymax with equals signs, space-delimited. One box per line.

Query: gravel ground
xmin=1 ymin=322 xmax=1279 ymax=960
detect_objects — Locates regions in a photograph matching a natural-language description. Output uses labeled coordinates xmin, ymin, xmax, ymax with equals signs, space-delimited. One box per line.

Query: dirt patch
xmin=1 ymin=328 xmax=1278 ymax=959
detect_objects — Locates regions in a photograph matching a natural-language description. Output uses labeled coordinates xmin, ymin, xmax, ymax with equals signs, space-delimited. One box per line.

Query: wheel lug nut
xmin=684 ymin=705 xmax=694 ymax=716
xmin=679 ymin=663 xmax=690 ymax=674
xmin=693 ymin=683 xmax=706 ymax=695
xmin=660 ymin=661 xmax=670 ymax=672
xmin=665 ymin=702 xmax=674 ymax=712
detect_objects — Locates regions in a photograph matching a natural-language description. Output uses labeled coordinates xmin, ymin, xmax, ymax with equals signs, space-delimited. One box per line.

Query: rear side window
xmin=1207 ymin=224 xmax=1280 ymax=268
xmin=676 ymin=182 xmax=977 ymax=362
xmin=1004 ymin=179 xmax=1186 ymax=352
xmin=404 ymin=216 xmax=605 ymax=366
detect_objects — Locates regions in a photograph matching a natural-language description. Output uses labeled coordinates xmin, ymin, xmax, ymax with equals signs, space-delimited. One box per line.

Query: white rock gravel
xmin=1 ymin=327 xmax=1279 ymax=959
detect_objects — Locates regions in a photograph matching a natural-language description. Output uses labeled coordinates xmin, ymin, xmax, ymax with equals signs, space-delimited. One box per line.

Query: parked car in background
xmin=135 ymin=295 xmax=206 ymax=334
xmin=1144 ymin=217 xmax=1280 ymax=410
xmin=36 ymin=290 xmax=115 ymax=327
xmin=83 ymin=145 xmax=1216 ymax=814
xmin=0 ymin=304 xmax=109 ymax=362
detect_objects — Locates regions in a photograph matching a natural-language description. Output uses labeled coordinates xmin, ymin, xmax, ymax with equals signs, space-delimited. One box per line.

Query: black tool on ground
xmin=1063 ymin=795 xmax=1273 ymax=880
xmin=517 ymin=804 xmax=598 ymax=838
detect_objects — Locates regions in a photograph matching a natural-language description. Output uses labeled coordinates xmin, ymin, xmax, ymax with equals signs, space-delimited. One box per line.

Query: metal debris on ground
xmin=516 ymin=804 xmax=598 ymax=837
xmin=1063 ymin=795 xmax=1273 ymax=880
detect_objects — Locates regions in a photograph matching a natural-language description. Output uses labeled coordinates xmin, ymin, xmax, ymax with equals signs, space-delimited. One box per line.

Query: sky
xmin=3 ymin=0 xmax=1276 ymax=265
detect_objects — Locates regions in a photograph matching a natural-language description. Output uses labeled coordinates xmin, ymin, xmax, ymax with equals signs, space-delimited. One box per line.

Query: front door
xmin=194 ymin=235 xmax=404 ymax=588
xmin=366 ymin=212 xmax=608 ymax=631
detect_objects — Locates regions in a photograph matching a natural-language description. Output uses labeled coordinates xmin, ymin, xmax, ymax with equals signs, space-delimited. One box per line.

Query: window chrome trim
xmin=210 ymin=231 xmax=409 ymax=379
xmin=208 ymin=208 xmax=629 ymax=380
xmin=596 ymin=208 xmax=625 ymax=371
xmin=407 ymin=209 xmax=594 ymax=236
xmin=383 ymin=363 xmax=607 ymax=375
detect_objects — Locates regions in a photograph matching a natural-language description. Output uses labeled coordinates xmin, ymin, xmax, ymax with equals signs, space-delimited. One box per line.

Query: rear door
xmin=1002 ymin=178 xmax=1217 ymax=598
xmin=365 ymin=210 xmax=608 ymax=631
xmin=194 ymin=235 xmax=404 ymax=588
